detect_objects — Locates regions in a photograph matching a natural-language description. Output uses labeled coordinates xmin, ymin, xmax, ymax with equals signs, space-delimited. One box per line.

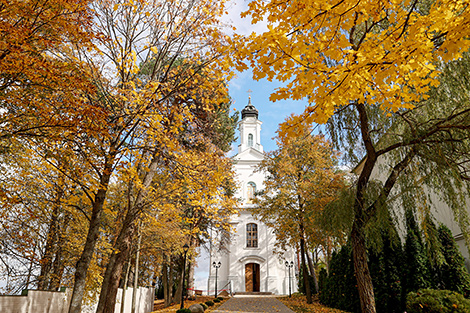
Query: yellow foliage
xmin=252 ymin=123 xmax=345 ymax=251
xmin=232 ymin=0 xmax=470 ymax=125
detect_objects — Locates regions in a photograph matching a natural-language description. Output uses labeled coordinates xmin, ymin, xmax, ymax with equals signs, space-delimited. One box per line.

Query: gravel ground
xmin=212 ymin=296 xmax=295 ymax=313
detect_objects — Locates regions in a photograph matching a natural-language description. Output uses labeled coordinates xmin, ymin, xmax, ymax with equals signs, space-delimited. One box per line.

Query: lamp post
xmin=180 ymin=243 xmax=190 ymax=309
xmin=285 ymin=261 xmax=294 ymax=297
xmin=212 ymin=261 xmax=221 ymax=298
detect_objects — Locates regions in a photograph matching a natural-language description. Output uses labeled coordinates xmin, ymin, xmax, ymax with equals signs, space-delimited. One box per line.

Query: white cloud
xmin=222 ymin=0 xmax=268 ymax=36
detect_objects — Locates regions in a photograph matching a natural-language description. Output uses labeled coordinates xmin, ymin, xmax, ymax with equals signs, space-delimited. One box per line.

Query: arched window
xmin=247 ymin=182 xmax=256 ymax=203
xmin=248 ymin=133 xmax=253 ymax=147
xmin=246 ymin=223 xmax=258 ymax=248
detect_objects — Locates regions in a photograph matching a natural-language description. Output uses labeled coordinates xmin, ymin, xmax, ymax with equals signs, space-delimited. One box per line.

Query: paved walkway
xmin=213 ymin=296 xmax=295 ymax=313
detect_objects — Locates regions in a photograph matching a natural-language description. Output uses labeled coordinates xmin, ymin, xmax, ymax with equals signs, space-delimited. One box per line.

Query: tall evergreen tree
xmin=369 ymin=229 xmax=403 ymax=313
xmin=402 ymin=210 xmax=431 ymax=303
xmin=320 ymin=245 xmax=361 ymax=313
xmin=437 ymin=224 xmax=470 ymax=297
xmin=422 ymin=213 xmax=445 ymax=289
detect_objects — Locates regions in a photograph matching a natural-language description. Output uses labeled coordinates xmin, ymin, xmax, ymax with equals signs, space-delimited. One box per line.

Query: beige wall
xmin=0 ymin=287 xmax=155 ymax=313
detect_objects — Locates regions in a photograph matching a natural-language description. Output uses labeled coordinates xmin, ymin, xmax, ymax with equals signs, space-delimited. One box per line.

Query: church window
xmin=247 ymin=182 xmax=256 ymax=204
xmin=246 ymin=223 xmax=258 ymax=248
xmin=248 ymin=134 xmax=253 ymax=147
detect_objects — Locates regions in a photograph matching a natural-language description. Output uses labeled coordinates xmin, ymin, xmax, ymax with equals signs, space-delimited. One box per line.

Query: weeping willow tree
xmin=322 ymin=52 xmax=470 ymax=312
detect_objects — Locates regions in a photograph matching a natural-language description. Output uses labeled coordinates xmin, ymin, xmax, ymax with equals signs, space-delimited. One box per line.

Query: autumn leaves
xmin=2 ymin=1 xmax=470 ymax=313
xmin=1 ymin=0 xmax=236 ymax=312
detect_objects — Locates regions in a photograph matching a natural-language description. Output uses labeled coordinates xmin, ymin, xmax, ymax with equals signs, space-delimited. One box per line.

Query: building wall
xmin=0 ymin=288 xmax=155 ymax=313
xmin=362 ymin=154 xmax=470 ymax=268
xmin=208 ymin=103 xmax=298 ymax=295
xmin=209 ymin=150 xmax=297 ymax=295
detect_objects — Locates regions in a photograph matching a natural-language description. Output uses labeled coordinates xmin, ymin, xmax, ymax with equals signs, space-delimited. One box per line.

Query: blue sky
xmin=228 ymin=69 xmax=310 ymax=154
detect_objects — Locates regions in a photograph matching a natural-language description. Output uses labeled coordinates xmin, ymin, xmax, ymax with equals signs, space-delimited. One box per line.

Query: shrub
xmin=176 ymin=309 xmax=191 ymax=313
xmin=213 ymin=298 xmax=220 ymax=303
xmin=406 ymin=289 xmax=470 ymax=313
xmin=200 ymin=303 xmax=208 ymax=310
xmin=205 ymin=300 xmax=214 ymax=306
xmin=217 ymin=296 xmax=224 ymax=301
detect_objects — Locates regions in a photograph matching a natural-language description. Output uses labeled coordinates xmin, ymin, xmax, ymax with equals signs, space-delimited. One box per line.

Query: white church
xmin=207 ymin=99 xmax=298 ymax=295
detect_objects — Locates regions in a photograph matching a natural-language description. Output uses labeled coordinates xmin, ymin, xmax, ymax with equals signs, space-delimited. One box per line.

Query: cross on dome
xmin=241 ymin=94 xmax=258 ymax=119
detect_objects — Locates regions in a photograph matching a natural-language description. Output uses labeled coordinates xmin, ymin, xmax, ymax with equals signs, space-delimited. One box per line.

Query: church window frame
xmin=248 ymin=133 xmax=253 ymax=147
xmin=246 ymin=223 xmax=258 ymax=248
xmin=247 ymin=182 xmax=256 ymax=203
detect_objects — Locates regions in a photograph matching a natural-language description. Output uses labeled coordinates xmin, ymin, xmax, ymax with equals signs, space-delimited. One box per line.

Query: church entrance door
xmin=245 ymin=263 xmax=260 ymax=292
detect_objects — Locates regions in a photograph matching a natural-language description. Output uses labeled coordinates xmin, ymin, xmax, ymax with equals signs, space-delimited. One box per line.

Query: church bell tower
xmin=238 ymin=97 xmax=263 ymax=154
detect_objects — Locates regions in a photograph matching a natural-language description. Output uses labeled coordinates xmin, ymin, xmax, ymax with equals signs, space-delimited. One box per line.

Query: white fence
xmin=0 ymin=289 xmax=71 ymax=313
xmin=0 ymin=287 xmax=154 ymax=313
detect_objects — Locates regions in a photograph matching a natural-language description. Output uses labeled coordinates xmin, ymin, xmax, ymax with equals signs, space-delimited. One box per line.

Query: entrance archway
xmin=245 ymin=263 xmax=260 ymax=292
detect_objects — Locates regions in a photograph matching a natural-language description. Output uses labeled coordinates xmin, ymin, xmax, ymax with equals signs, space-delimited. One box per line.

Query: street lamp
xmin=180 ymin=243 xmax=190 ymax=309
xmin=212 ymin=261 xmax=221 ymax=298
xmin=285 ymin=261 xmax=294 ymax=297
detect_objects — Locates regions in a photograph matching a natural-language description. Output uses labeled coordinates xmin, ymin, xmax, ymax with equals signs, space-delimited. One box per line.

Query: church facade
xmin=207 ymin=99 xmax=298 ymax=295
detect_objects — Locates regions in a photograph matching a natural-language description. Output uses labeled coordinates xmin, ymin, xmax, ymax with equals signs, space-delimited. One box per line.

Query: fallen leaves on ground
xmin=278 ymin=294 xmax=348 ymax=313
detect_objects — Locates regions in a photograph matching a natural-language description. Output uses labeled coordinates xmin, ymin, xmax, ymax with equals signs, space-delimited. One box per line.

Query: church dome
xmin=241 ymin=97 xmax=259 ymax=119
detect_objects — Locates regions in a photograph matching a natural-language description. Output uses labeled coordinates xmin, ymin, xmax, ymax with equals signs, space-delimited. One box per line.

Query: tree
xmin=96 ymin=132 xmax=237 ymax=312
xmin=39 ymin=0 xmax=234 ymax=310
xmin=369 ymin=229 xmax=403 ymax=313
xmin=1 ymin=0 xmax=235 ymax=310
xmin=402 ymin=211 xmax=431 ymax=305
xmin=0 ymin=142 xmax=121 ymax=298
xmin=437 ymin=224 xmax=470 ymax=297
xmin=320 ymin=245 xmax=361 ymax=312
xmin=0 ymin=0 xmax=97 ymax=142
xmin=232 ymin=1 xmax=470 ymax=312
xmin=252 ymin=125 xmax=344 ymax=303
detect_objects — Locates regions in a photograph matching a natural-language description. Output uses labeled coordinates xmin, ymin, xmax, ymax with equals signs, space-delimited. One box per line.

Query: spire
xmin=241 ymin=96 xmax=259 ymax=119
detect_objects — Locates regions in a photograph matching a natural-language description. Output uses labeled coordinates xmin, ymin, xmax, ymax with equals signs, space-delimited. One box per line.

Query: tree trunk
xmin=299 ymin=221 xmax=312 ymax=303
xmin=353 ymin=102 xmax=377 ymax=313
xmin=306 ymin=249 xmax=319 ymax=294
xmin=173 ymin=265 xmax=183 ymax=305
xmin=163 ymin=258 xmax=175 ymax=307
xmin=69 ymin=156 xmax=114 ymax=313
xmin=188 ymin=260 xmax=195 ymax=297
xmin=97 ymin=148 xmax=161 ymax=313
xmin=120 ymin=259 xmax=132 ymax=313
xmin=325 ymin=237 xmax=332 ymax=273
xmin=96 ymin=218 xmax=137 ymax=313
xmin=351 ymin=220 xmax=376 ymax=313
xmin=38 ymin=195 xmax=61 ymax=290
xmin=49 ymin=244 xmax=65 ymax=290
xmin=131 ymin=228 xmax=141 ymax=313
xmin=162 ymin=263 xmax=171 ymax=307
xmin=25 ymin=242 xmax=37 ymax=290
xmin=49 ymin=216 xmax=70 ymax=291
